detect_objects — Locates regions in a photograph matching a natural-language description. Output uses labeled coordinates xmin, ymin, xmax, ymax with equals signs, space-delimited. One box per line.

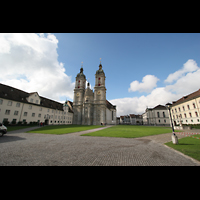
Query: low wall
xmin=174 ymin=126 xmax=191 ymax=130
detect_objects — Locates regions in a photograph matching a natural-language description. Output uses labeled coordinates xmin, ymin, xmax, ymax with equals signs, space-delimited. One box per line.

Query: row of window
xmin=173 ymin=111 xmax=199 ymax=119
xmin=148 ymin=119 xmax=167 ymax=124
xmin=0 ymin=100 xmax=21 ymax=107
xmin=176 ymin=119 xmax=200 ymax=123
xmin=148 ymin=112 xmax=167 ymax=118
xmin=158 ymin=119 xmax=167 ymax=123
xmin=157 ymin=112 xmax=166 ymax=118
xmin=29 ymin=98 xmax=39 ymax=104
xmin=4 ymin=109 xmax=72 ymax=120
xmin=3 ymin=118 xmax=72 ymax=124
xmin=0 ymin=99 xmax=66 ymax=114
xmin=172 ymin=103 xmax=198 ymax=113
xmin=49 ymin=120 xmax=72 ymax=124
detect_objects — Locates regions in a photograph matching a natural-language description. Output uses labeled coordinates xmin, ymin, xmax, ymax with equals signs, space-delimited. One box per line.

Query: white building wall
xmin=106 ymin=108 xmax=116 ymax=125
xmin=0 ymin=97 xmax=73 ymax=125
xmin=0 ymin=99 xmax=22 ymax=123
xmin=143 ymin=107 xmax=170 ymax=126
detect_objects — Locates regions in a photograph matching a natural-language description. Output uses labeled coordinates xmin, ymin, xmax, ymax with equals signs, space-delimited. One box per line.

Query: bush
xmin=17 ymin=121 xmax=22 ymax=125
xmin=182 ymin=123 xmax=200 ymax=129
xmin=3 ymin=120 xmax=10 ymax=126
xmin=11 ymin=120 xmax=16 ymax=125
xmin=28 ymin=121 xmax=38 ymax=126
xmin=191 ymin=124 xmax=200 ymax=129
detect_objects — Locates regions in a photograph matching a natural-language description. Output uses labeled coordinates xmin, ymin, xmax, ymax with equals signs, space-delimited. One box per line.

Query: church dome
xmin=96 ymin=63 xmax=105 ymax=75
xmin=77 ymin=67 xmax=86 ymax=79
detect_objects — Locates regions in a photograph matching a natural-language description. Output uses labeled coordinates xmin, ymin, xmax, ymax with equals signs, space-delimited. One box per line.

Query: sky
xmin=1 ymin=33 xmax=200 ymax=117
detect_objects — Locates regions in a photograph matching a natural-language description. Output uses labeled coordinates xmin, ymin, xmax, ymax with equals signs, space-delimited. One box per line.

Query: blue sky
xmin=53 ymin=33 xmax=200 ymax=99
xmin=1 ymin=33 xmax=200 ymax=116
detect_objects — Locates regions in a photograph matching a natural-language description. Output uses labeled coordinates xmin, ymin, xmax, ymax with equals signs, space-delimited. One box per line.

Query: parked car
xmin=0 ymin=123 xmax=7 ymax=137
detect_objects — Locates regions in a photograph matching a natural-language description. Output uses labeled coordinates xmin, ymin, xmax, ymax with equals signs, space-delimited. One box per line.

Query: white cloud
xmin=165 ymin=68 xmax=200 ymax=96
xmin=110 ymin=87 xmax=179 ymax=116
xmin=128 ymin=75 xmax=159 ymax=93
xmin=0 ymin=33 xmax=75 ymax=102
xmin=0 ymin=36 xmax=10 ymax=53
xmin=165 ymin=59 xmax=199 ymax=83
xmin=111 ymin=59 xmax=200 ymax=117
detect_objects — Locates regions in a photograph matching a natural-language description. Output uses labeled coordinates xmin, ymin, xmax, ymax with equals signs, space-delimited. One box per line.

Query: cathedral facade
xmin=73 ymin=62 xmax=116 ymax=125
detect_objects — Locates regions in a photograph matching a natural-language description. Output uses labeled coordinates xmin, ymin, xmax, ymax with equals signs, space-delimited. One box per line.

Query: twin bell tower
xmin=73 ymin=60 xmax=108 ymax=125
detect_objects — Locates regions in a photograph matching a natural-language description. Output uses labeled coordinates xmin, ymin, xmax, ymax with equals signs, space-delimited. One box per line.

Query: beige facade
xmin=142 ymin=105 xmax=170 ymax=126
xmin=170 ymin=89 xmax=200 ymax=125
xmin=119 ymin=114 xmax=143 ymax=125
xmin=73 ymin=63 xmax=117 ymax=125
xmin=130 ymin=114 xmax=143 ymax=125
xmin=0 ymin=83 xmax=73 ymax=125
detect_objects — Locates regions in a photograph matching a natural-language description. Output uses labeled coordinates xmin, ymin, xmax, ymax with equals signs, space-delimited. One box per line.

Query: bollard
xmin=172 ymin=133 xmax=178 ymax=144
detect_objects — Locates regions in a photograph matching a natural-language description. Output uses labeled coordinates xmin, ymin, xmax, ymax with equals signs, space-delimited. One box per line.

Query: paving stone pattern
xmin=0 ymin=126 xmax=199 ymax=166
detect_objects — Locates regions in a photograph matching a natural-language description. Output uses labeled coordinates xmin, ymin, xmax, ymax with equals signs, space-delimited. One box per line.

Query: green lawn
xmin=7 ymin=126 xmax=37 ymax=132
xmin=27 ymin=125 xmax=102 ymax=135
xmin=81 ymin=125 xmax=173 ymax=138
xmin=165 ymin=137 xmax=200 ymax=161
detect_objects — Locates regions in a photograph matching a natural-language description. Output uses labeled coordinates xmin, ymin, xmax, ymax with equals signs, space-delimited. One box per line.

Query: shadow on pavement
xmin=0 ymin=135 xmax=26 ymax=144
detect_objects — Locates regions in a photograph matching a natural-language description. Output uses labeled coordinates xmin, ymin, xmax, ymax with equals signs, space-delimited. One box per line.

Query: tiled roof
xmin=172 ymin=89 xmax=200 ymax=107
xmin=130 ymin=114 xmax=142 ymax=118
xmin=67 ymin=100 xmax=74 ymax=113
xmin=106 ymin=100 xmax=116 ymax=110
xmin=0 ymin=83 xmax=64 ymax=111
xmin=152 ymin=105 xmax=167 ymax=110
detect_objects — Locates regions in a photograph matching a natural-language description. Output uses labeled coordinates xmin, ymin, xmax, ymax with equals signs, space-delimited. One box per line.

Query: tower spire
xmin=99 ymin=58 xmax=102 ymax=70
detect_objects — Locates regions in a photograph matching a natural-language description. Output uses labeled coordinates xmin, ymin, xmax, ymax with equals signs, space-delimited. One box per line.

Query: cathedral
xmin=73 ymin=62 xmax=117 ymax=125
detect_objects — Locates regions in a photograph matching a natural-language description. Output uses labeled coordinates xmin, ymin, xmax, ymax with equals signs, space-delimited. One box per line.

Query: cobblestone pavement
xmin=0 ymin=126 xmax=200 ymax=166
xmin=140 ymin=132 xmax=187 ymax=144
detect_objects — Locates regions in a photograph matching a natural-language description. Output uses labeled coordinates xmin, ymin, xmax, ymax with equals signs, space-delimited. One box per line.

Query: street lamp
xmin=165 ymin=103 xmax=178 ymax=144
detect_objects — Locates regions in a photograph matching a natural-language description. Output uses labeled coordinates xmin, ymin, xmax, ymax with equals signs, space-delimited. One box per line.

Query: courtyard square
xmin=0 ymin=126 xmax=199 ymax=166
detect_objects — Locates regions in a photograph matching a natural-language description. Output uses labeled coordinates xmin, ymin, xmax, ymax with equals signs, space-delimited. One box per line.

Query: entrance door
xmin=45 ymin=119 xmax=49 ymax=125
